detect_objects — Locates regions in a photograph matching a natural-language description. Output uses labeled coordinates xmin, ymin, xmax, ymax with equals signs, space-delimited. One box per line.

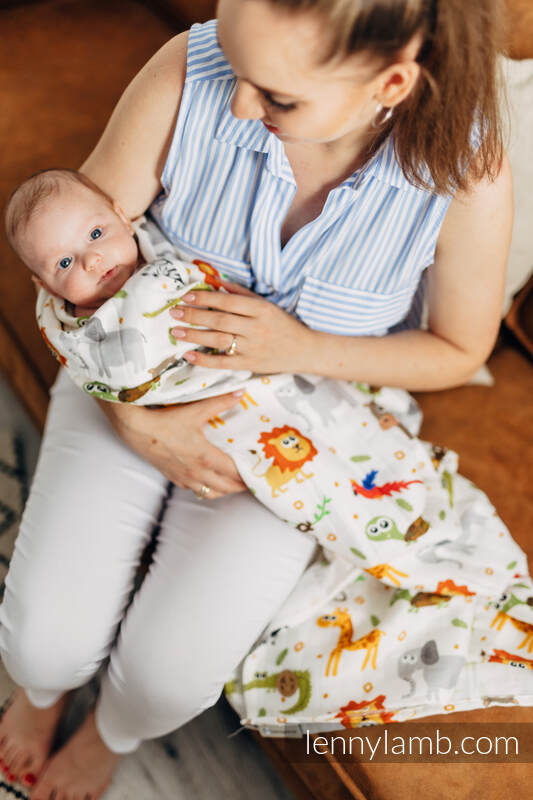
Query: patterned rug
xmin=0 ymin=430 xmax=31 ymax=798
xmin=0 ymin=430 xmax=171 ymax=799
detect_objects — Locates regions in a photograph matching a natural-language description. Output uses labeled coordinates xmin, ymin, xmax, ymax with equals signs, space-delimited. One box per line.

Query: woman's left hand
xmin=169 ymin=281 xmax=313 ymax=374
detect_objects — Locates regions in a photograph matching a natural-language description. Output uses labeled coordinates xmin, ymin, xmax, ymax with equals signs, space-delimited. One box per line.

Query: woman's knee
xmin=111 ymin=649 xmax=224 ymax=724
xmin=0 ymin=606 xmax=110 ymax=691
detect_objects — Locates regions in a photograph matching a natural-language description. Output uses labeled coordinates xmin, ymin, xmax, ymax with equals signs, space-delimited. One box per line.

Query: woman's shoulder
xmin=184 ymin=18 xmax=234 ymax=84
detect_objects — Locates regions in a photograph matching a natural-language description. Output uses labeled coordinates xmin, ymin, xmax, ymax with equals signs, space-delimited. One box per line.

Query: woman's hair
xmin=266 ymin=0 xmax=507 ymax=194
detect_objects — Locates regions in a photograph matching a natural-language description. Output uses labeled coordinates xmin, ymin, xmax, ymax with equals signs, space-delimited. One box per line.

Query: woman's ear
xmin=376 ymin=60 xmax=421 ymax=109
xmin=375 ymin=30 xmax=423 ymax=109
xmin=112 ymin=201 xmax=135 ymax=235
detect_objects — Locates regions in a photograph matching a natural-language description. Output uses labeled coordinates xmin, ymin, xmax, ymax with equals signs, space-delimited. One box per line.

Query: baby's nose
xmin=84 ymin=252 xmax=103 ymax=272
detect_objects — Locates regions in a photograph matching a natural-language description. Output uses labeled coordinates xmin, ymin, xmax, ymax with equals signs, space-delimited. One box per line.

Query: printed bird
xmin=351 ymin=470 xmax=423 ymax=498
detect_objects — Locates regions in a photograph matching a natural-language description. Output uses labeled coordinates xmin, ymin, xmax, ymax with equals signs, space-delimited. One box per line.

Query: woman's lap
xmin=0 ymin=368 xmax=316 ymax=746
xmin=97 ymin=486 xmax=316 ymax=750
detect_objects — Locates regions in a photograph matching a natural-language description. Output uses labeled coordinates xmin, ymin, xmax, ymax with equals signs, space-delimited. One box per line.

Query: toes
xmin=0 ymin=746 xmax=15 ymax=772
xmin=3 ymin=745 xmax=27 ymax=779
xmin=0 ymin=759 xmax=16 ymax=785
xmin=32 ymin=789 xmax=54 ymax=800
xmin=21 ymin=771 xmax=38 ymax=789
xmin=31 ymin=774 xmax=55 ymax=800
xmin=9 ymin=750 xmax=29 ymax=780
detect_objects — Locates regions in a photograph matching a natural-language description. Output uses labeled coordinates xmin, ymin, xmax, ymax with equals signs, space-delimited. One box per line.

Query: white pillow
xmin=468 ymin=58 xmax=533 ymax=385
xmin=500 ymin=56 xmax=533 ymax=314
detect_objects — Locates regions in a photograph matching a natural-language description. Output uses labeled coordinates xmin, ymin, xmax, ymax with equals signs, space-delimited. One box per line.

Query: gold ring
xmin=225 ymin=334 xmax=238 ymax=356
xmin=195 ymin=484 xmax=212 ymax=500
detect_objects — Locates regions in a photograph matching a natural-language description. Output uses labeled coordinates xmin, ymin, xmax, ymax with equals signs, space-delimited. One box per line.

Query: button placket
xmin=249 ymin=163 xmax=296 ymax=293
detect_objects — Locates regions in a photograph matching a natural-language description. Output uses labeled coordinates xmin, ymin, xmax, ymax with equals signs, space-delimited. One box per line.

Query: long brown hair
xmin=264 ymin=0 xmax=506 ymax=194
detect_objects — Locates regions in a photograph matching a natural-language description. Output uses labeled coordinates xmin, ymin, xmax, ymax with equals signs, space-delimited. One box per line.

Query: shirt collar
xmin=214 ymin=84 xmax=419 ymax=193
xmin=214 ymin=88 xmax=296 ymax=184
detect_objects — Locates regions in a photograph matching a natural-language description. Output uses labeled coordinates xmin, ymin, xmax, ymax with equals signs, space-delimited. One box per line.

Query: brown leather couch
xmin=1 ymin=2 xmax=532 ymax=798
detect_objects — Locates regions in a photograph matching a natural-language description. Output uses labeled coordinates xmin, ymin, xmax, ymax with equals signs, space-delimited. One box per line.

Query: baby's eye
xmin=58 ymin=256 xmax=72 ymax=270
xmin=90 ymin=227 xmax=103 ymax=240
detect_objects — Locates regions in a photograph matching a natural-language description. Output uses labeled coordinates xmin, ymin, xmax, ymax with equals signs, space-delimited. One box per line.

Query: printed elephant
xmin=274 ymin=374 xmax=349 ymax=429
xmin=398 ymin=639 xmax=465 ymax=701
xmin=80 ymin=317 xmax=146 ymax=379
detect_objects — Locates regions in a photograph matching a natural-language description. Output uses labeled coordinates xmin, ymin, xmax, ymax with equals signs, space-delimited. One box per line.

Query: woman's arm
xmin=80 ymin=31 xmax=189 ymax=218
xmin=170 ymin=154 xmax=513 ymax=391
xmin=80 ymin=31 xmax=246 ymax=494
xmin=309 ymin=153 xmax=513 ymax=389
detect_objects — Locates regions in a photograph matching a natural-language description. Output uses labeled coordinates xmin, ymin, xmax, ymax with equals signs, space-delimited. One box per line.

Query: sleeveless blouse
xmin=150 ymin=19 xmax=454 ymax=337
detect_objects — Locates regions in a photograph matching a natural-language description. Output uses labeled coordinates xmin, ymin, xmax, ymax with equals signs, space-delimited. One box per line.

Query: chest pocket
xmin=294 ymin=276 xmax=417 ymax=337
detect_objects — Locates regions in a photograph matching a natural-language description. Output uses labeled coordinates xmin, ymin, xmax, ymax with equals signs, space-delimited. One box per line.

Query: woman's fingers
xmin=159 ymin=458 xmax=245 ymax=495
xmin=170 ymin=392 xmax=248 ymax=494
xmin=189 ymin=467 xmax=245 ymax=498
xmin=171 ymin=307 xmax=248 ymax=334
xmin=171 ymin=326 xmax=235 ymax=352
xmin=191 ymin=390 xmax=246 ymax=424
xmin=200 ymin=441 xmax=247 ymax=488
xmin=188 ymin=482 xmax=225 ymax=501
xmin=219 ymin=280 xmax=257 ymax=297
xmin=169 ymin=289 xmax=257 ymax=328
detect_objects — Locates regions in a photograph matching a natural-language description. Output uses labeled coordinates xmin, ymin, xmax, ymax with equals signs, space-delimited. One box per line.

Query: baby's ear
xmin=113 ymin=201 xmax=135 ymax=235
xmin=31 ymin=275 xmax=46 ymax=293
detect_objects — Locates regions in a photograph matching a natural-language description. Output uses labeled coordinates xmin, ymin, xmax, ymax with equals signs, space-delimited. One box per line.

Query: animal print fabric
xmin=35 ymin=216 xmax=251 ymax=405
xmin=35 ymin=219 xmax=533 ymax=732
xmin=208 ymin=378 xmax=533 ymax=730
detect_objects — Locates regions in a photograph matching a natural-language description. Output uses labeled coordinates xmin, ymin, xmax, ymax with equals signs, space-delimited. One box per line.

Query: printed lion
xmin=254 ymin=424 xmax=318 ymax=498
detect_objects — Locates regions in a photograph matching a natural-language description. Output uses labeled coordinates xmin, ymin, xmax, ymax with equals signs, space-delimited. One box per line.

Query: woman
xmin=0 ymin=0 xmax=511 ymax=797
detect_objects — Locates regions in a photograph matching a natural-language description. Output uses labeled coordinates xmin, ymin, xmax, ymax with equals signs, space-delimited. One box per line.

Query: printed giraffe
xmin=491 ymin=611 xmax=533 ymax=653
xmin=365 ymin=563 xmax=408 ymax=586
xmin=317 ymin=607 xmax=385 ymax=676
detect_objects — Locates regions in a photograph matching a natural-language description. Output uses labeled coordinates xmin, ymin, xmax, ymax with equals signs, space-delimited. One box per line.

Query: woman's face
xmin=216 ymin=0 xmax=393 ymax=148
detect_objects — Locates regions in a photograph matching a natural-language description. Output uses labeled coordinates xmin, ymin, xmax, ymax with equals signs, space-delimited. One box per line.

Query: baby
xmin=6 ymin=169 xmax=141 ymax=318
xmin=6 ymin=168 xmax=252 ymax=404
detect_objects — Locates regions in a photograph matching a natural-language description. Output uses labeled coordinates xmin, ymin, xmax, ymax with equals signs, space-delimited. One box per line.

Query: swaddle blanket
xmin=36 ymin=216 xmax=251 ymax=404
xmin=208 ymin=376 xmax=533 ymax=731
xmin=36 ymin=217 xmax=533 ymax=734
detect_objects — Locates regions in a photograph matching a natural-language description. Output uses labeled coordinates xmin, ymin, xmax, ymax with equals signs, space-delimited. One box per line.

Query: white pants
xmin=0 ymin=369 xmax=316 ymax=753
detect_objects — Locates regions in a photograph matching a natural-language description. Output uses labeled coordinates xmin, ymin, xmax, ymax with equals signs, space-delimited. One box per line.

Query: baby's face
xmin=19 ymin=181 xmax=139 ymax=309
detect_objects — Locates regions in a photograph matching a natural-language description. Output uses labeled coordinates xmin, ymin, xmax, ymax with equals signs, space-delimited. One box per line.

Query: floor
xmin=0 ymin=373 xmax=296 ymax=800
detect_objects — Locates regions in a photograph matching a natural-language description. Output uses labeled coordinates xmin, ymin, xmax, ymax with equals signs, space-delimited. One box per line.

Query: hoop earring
xmin=372 ymin=103 xmax=394 ymax=129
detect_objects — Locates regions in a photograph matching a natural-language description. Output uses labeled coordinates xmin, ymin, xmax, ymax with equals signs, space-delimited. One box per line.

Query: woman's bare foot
xmin=31 ymin=708 xmax=120 ymax=800
xmin=0 ymin=688 xmax=69 ymax=787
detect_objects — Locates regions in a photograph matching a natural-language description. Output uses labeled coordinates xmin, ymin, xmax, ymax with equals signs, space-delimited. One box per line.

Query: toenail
xmin=7 ymin=771 xmax=15 ymax=781
xmin=22 ymin=772 xmax=37 ymax=786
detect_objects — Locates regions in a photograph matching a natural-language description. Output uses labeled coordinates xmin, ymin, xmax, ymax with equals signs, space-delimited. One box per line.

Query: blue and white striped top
xmin=150 ymin=18 xmax=454 ymax=337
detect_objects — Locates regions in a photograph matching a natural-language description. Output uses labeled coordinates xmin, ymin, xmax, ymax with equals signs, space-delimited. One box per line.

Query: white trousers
xmin=0 ymin=369 xmax=316 ymax=753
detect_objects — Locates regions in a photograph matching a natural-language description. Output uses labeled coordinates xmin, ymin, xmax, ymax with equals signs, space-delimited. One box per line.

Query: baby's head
xmin=5 ymin=168 xmax=139 ymax=309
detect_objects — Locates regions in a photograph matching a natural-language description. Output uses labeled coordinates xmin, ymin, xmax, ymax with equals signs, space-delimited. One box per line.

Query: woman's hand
xmin=97 ymin=392 xmax=248 ymax=499
xmin=169 ymin=281 xmax=314 ymax=374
